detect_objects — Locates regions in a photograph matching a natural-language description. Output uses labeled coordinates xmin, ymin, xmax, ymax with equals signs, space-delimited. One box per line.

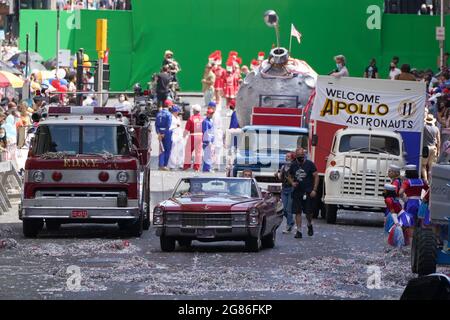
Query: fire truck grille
xmin=342 ymin=173 xmax=390 ymax=198
xmin=35 ymin=190 xmax=125 ymax=198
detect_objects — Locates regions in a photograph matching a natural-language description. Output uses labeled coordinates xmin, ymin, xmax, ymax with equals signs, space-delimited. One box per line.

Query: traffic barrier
xmin=0 ymin=161 xmax=22 ymax=215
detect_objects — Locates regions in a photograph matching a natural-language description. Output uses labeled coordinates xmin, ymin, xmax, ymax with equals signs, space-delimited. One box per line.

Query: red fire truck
xmin=19 ymin=106 xmax=152 ymax=237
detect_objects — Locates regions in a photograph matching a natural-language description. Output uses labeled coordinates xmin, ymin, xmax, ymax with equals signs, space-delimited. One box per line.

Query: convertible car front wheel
xmin=245 ymin=232 xmax=262 ymax=252
xmin=261 ymin=228 xmax=276 ymax=249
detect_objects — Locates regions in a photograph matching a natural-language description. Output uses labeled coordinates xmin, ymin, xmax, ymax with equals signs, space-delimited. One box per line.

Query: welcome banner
xmin=311 ymin=76 xmax=427 ymax=133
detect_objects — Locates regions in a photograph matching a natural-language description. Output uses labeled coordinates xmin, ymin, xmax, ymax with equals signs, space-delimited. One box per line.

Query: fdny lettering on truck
xmin=63 ymin=159 xmax=99 ymax=168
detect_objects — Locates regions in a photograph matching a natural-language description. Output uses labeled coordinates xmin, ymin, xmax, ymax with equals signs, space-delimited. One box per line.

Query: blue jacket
xmin=155 ymin=108 xmax=172 ymax=134
xmin=202 ymin=117 xmax=214 ymax=144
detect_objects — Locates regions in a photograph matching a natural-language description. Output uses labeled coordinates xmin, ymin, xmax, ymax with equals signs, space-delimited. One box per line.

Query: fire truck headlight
xmin=117 ymin=171 xmax=129 ymax=183
xmin=33 ymin=171 xmax=45 ymax=183
xmin=329 ymin=170 xmax=340 ymax=181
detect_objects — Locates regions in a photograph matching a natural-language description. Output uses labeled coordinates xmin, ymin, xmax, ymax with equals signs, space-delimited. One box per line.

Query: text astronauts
xmin=178 ymin=304 xmax=273 ymax=317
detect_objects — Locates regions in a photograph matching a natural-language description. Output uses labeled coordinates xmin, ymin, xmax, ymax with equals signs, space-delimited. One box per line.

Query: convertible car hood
xmin=160 ymin=197 xmax=259 ymax=212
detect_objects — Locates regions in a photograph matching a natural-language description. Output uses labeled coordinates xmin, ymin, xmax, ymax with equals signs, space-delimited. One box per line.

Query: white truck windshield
xmin=339 ymin=134 xmax=400 ymax=156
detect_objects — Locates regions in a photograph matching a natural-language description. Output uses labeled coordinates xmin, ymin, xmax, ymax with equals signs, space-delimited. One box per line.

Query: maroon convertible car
xmin=153 ymin=177 xmax=283 ymax=252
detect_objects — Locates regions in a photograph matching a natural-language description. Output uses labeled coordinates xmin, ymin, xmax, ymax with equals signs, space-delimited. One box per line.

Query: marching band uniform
xmin=224 ymin=61 xmax=239 ymax=108
xmin=400 ymin=164 xmax=429 ymax=226
xmin=384 ymin=184 xmax=403 ymax=234
xmin=384 ymin=183 xmax=410 ymax=246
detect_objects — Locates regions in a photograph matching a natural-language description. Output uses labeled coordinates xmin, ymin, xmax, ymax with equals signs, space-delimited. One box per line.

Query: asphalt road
xmin=1 ymin=96 xmax=449 ymax=300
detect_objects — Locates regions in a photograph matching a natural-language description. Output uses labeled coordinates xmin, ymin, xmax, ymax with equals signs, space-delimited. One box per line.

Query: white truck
xmin=322 ymin=128 xmax=405 ymax=223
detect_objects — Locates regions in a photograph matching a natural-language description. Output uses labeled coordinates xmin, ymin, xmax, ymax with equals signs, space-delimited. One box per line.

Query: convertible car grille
xmin=181 ymin=214 xmax=232 ymax=227
xmin=164 ymin=212 xmax=247 ymax=228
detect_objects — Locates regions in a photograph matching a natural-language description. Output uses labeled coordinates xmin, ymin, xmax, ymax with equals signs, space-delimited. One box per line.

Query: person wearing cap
xmin=201 ymin=63 xmax=216 ymax=107
xmin=183 ymin=104 xmax=203 ymax=171
xmin=387 ymin=164 xmax=402 ymax=195
xmin=331 ymin=55 xmax=349 ymax=78
xmin=398 ymin=164 xmax=429 ymax=240
xmin=155 ymin=100 xmax=173 ymax=171
xmin=422 ymin=111 xmax=440 ymax=182
xmin=383 ymin=183 xmax=409 ymax=246
xmin=162 ymin=50 xmax=181 ymax=83
xmin=167 ymin=105 xmax=185 ymax=170
xmin=250 ymin=59 xmax=260 ymax=72
xmin=202 ymin=108 xmax=215 ymax=172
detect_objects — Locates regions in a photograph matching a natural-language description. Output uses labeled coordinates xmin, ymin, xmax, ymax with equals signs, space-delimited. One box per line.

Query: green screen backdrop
xmin=19 ymin=1 xmax=450 ymax=91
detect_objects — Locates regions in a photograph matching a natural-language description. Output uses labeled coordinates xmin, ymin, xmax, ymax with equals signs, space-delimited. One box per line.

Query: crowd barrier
xmin=0 ymin=161 xmax=22 ymax=215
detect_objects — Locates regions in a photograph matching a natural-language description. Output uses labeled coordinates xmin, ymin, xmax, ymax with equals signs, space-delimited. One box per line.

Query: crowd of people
xmin=155 ymin=99 xmax=225 ymax=173
xmin=58 ymin=0 xmax=131 ymax=10
xmin=154 ymin=49 xmax=265 ymax=173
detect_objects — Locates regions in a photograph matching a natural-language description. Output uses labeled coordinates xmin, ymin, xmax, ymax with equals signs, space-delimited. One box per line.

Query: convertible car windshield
xmin=173 ymin=178 xmax=260 ymax=198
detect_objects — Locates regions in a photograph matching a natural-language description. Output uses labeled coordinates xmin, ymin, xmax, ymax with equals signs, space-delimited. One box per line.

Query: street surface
xmin=1 ymin=96 xmax=448 ymax=300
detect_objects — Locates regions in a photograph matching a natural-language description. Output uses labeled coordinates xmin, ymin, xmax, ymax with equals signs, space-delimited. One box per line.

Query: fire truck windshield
xmin=34 ymin=124 xmax=130 ymax=156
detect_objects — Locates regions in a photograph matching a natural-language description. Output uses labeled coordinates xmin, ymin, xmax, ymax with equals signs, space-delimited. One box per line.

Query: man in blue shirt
xmin=155 ymin=100 xmax=173 ymax=170
xmin=202 ymin=108 xmax=215 ymax=172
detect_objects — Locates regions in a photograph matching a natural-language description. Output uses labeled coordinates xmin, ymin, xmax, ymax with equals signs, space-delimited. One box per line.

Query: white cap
xmin=384 ymin=184 xmax=397 ymax=191
xmin=404 ymin=164 xmax=417 ymax=171
xmin=388 ymin=164 xmax=401 ymax=172
xmin=192 ymin=104 xmax=201 ymax=113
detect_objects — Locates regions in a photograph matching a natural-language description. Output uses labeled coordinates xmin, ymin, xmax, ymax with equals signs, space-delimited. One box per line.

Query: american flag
xmin=291 ymin=24 xmax=302 ymax=44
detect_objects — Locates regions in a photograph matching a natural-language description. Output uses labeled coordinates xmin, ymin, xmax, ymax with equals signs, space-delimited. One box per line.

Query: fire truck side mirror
xmin=311 ymin=134 xmax=318 ymax=146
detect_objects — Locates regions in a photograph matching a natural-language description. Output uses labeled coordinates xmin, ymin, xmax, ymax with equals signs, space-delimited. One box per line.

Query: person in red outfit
xmin=212 ymin=53 xmax=226 ymax=108
xmin=224 ymin=60 xmax=239 ymax=108
xmin=183 ymin=104 xmax=203 ymax=171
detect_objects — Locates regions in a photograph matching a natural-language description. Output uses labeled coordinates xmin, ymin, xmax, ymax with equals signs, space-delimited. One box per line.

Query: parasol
xmin=0 ymin=71 xmax=24 ymax=88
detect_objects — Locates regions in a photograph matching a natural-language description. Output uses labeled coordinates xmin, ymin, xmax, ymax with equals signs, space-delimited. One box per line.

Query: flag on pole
xmin=291 ymin=24 xmax=302 ymax=44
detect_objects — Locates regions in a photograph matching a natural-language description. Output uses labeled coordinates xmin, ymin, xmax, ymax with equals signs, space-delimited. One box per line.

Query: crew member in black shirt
xmin=288 ymin=147 xmax=319 ymax=239
xmin=155 ymin=65 xmax=171 ymax=107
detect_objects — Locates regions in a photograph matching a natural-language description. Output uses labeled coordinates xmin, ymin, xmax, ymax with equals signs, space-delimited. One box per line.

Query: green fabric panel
xmin=20 ymin=9 xmax=132 ymax=91
xmin=18 ymin=3 xmax=450 ymax=92
xmin=19 ymin=10 xmax=74 ymax=61
xmin=129 ymin=0 xmax=384 ymax=91
xmin=381 ymin=14 xmax=448 ymax=78
xmin=71 ymin=10 xmax=133 ymax=91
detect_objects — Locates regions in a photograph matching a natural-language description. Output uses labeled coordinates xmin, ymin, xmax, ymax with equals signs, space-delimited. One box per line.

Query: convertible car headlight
xmin=329 ymin=170 xmax=340 ymax=181
xmin=153 ymin=215 xmax=163 ymax=225
xmin=248 ymin=208 xmax=259 ymax=226
xmin=153 ymin=207 xmax=164 ymax=225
